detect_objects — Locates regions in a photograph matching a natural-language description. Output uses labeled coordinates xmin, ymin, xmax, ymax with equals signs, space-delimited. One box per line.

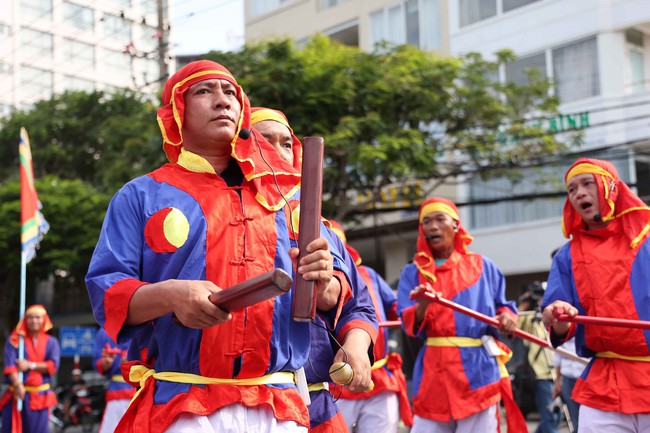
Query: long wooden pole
xmin=555 ymin=313 xmax=650 ymax=330
xmin=413 ymin=292 xmax=588 ymax=365
xmin=292 ymin=136 xmax=324 ymax=321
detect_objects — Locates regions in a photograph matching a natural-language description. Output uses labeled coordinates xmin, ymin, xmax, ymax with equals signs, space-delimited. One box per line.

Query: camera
xmin=518 ymin=281 xmax=546 ymax=311
xmin=547 ymin=396 xmax=563 ymax=414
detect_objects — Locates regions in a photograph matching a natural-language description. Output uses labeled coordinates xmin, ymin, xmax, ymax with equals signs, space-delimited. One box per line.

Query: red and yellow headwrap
xmin=250 ymin=107 xmax=303 ymax=170
xmin=328 ymin=219 xmax=362 ymax=266
xmin=562 ymin=158 xmax=650 ymax=247
xmin=157 ymin=61 xmax=300 ymax=211
xmin=413 ymin=198 xmax=473 ymax=283
xmin=9 ymin=304 xmax=53 ymax=348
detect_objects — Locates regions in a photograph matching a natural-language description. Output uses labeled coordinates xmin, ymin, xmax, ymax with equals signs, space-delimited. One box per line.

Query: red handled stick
xmin=413 ymin=292 xmax=550 ymax=348
xmin=555 ymin=314 xmax=650 ymax=330
xmin=379 ymin=320 xmax=402 ymax=328
xmin=413 ymin=292 xmax=589 ymax=364
xmin=292 ymin=136 xmax=324 ymax=322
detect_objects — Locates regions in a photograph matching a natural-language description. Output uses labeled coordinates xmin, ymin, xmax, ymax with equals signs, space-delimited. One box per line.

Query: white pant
xmin=336 ymin=391 xmax=400 ymax=433
xmin=410 ymin=404 xmax=498 ymax=433
xmin=164 ymin=404 xmax=308 ymax=433
xmin=579 ymin=405 xmax=650 ymax=433
xmin=98 ymin=399 xmax=130 ymax=433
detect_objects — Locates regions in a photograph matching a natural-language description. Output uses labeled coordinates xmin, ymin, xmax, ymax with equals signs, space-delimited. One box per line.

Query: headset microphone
xmin=424 ymin=235 xmax=435 ymax=241
xmin=593 ymin=214 xmax=602 ymax=222
xmin=238 ymin=128 xmax=251 ymax=140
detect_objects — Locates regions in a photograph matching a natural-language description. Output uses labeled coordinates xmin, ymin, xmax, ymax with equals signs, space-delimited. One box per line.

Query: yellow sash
xmin=8 ymin=383 xmax=50 ymax=392
xmin=111 ymin=374 xmax=126 ymax=383
xmin=128 ymin=365 xmax=296 ymax=406
xmin=426 ymin=336 xmax=482 ymax=347
xmin=596 ymin=351 xmax=650 ymax=362
xmin=307 ymin=382 xmax=328 ymax=392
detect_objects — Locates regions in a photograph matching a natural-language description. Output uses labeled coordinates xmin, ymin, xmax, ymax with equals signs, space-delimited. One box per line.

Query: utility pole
xmin=157 ymin=0 xmax=169 ymax=83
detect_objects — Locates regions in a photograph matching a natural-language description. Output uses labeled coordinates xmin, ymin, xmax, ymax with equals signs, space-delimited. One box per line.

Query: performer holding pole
xmin=542 ymin=158 xmax=650 ymax=433
xmin=397 ymin=197 xmax=526 ymax=433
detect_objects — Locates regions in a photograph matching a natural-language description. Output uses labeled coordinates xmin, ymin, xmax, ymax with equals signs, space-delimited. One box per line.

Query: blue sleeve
xmin=46 ymin=337 xmax=61 ymax=372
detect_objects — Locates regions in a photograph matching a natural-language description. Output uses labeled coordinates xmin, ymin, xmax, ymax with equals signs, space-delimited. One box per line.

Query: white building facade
xmin=244 ymin=0 xmax=650 ymax=292
xmin=0 ymin=0 xmax=171 ymax=115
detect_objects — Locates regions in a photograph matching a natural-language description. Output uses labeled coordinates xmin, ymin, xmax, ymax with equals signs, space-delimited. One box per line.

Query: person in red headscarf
xmin=251 ymin=107 xmax=379 ymax=433
xmin=542 ymin=158 xmax=650 ymax=432
xmin=1 ymin=304 xmax=60 ymax=433
xmin=396 ymin=198 xmax=525 ymax=433
xmin=327 ymin=220 xmax=414 ymax=433
xmin=85 ymin=60 xmax=376 ymax=433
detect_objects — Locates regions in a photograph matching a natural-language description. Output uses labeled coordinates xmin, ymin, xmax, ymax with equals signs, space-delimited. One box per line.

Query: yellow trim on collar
xmin=177 ymin=148 xmax=216 ymax=174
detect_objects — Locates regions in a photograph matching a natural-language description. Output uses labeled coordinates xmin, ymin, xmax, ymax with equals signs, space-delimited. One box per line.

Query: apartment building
xmin=0 ymin=0 xmax=171 ymax=115
xmin=246 ymin=0 xmax=650 ymax=292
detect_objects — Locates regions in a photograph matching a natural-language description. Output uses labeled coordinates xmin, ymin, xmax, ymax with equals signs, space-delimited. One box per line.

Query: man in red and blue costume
xmin=93 ymin=328 xmax=134 ymax=433
xmin=328 ymin=220 xmax=413 ymax=433
xmin=250 ymin=107 xmax=378 ymax=433
xmin=85 ymin=60 xmax=376 ymax=433
xmin=397 ymin=198 xmax=525 ymax=433
xmin=542 ymin=158 xmax=650 ymax=432
xmin=1 ymin=304 xmax=60 ymax=433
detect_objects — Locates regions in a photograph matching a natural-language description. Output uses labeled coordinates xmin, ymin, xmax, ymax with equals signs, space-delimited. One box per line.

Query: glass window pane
xmin=369 ymin=10 xmax=385 ymax=49
xmin=505 ymin=52 xmax=547 ymax=85
xmin=552 ymin=37 xmax=600 ymax=103
xmin=21 ymin=66 xmax=53 ymax=100
xmin=421 ymin=0 xmax=441 ymax=50
xmin=405 ymin=0 xmax=419 ymax=47
xmin=100 ymin=48 xmax=132 ymax=81
xmin=387 ymin=5 xmax=404 ymax=45
xmin=20 ymin=0 xmax=52 ymax=20
xmin=503 ymin=0 xmax=540 ymax=13
xmin=63 ymin=2 xmax=94 ymax=31
xmin=63 ymin=38 xmax=95 ymax=69
xmin=63 ymin=75 xmax=95 ymax=92
xmin=103 ymin=13 xmax=132 ymax=45
xmin=20 ymin=28 xmax=52 ymax=60
xmin=630 ymin=50 xmax=645 ymax=93
xmin=459 ymin=0 xmax=496 ymax=27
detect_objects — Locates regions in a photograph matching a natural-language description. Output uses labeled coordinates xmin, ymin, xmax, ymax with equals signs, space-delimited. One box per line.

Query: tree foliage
xmin=206 ymin=36 xmax=570 ymax=219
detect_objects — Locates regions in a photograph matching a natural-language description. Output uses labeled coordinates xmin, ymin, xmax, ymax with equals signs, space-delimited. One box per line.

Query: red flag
xmin=19 ymin=127 xmax=49 ymax=262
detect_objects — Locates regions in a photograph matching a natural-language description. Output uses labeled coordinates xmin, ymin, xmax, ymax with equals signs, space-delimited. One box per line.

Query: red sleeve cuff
xmin=4 ymin=366 xmax=17 ymax=375
xmin=104 ymin=278 xmax=148 ymax=342
xmin=96 ymin=359 xmax=105 ymax=375
xmin=497 ymin=307 xmax=518 ymax=322
xmin=337 ymin=319 xmax=378 ymax=344
xmin=401 ymin=305 xmax=421 ymax=337
xmin=45 ymin=360 xmax=57 ymax=375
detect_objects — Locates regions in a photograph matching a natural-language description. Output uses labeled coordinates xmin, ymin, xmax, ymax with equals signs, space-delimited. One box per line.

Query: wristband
xmin=29 ymin=362 xmax=36 ymax=371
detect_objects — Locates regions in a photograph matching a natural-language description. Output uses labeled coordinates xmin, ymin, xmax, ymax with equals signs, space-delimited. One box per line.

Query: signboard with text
xmin=59 ymin=326 xmax=97 ymax=357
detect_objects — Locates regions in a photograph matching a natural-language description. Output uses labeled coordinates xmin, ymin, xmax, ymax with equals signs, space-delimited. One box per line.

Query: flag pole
xmin=17 ymin=251 xmax=26 ymax=412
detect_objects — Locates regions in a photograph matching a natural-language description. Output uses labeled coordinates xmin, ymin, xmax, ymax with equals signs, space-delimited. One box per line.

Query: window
xmin=626 ymin=29 xmax=646 ymax=94
xmin=0 ymin=23 xmax=11 ymax=36
xmin=552 ymin=37 xmax=600 ymax=103
xmin=63 ymin=38 xmax=95 ymax=69
xmin=63 ymin=2 xmax=94 ymax=31
xmin=320 ymin=0 xmax=349 ymax=10
xmin=250 ymin=0 xmax=293 ymax=19
xmin=140 ymin=0 xmax=157 ymax=16
xmin=0 ymin=62 xmax=12 ymax=74
xmin=21 ymin=66 xmax=53 ymax=100
xmin=100 ymin=48 xmax=131 ymax=81
xmin=20 ymin=0 xmax=52 ymax=20
xmin=103 ymin=13 xmax=132 ymax=45
xmin=468 ymin=148 xmax=631 ymax=229
xmin=505 ymin=52 xmax=547 ymax=86
xmin=63 ymin=75 xmax=95 ymax=92
xmin=139 ymin=25 xmax=159 ymax=52
xmin=0 ymin=104 xmax=12 ymax=117
xmin=369 ymin=0 xmax=440 ymax=51
xmin=459 ymin=0 xmax=496 ymax=27
xmin=20 ymin=28 xmax=52 ymax=61
xmin=503 ymin=0 xmax=540 ymax=13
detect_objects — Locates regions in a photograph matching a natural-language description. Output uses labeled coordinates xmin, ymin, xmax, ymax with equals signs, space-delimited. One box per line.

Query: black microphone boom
xmin=238 ymin=128 xmax=251 ymax=140
xmin=593 ymin=214 xmax=602 ymax=222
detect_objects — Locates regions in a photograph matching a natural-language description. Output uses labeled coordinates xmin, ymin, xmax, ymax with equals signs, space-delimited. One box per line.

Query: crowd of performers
xmin=3 ymin=60 xmax=650 ymax=433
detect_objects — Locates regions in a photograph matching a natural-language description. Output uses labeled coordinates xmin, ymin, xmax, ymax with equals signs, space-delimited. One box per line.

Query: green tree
xmin=207 ymin=36 xmax=571 ymax=220
xmin=0 ymin=90 xmax=165 ymax=194
xmin=0 ymin=177 xmax=110 ymax=335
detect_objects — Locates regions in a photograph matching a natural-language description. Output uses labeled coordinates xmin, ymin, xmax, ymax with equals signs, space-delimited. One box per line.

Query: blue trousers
xmin=535 ymin=379 xmax=560 ymax=433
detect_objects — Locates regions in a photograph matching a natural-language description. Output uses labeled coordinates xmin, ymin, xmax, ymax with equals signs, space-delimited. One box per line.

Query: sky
xmin=169 ymin=0 xmax=245 ymax=56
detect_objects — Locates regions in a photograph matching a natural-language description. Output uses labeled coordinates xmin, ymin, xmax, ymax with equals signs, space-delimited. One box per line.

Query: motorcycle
xmin=49 ymin=383 xmax=104 ymax=433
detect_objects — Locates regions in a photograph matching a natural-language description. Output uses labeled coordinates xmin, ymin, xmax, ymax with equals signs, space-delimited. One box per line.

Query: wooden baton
xmin=292 ymin=136 xmax=325 ymax=321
